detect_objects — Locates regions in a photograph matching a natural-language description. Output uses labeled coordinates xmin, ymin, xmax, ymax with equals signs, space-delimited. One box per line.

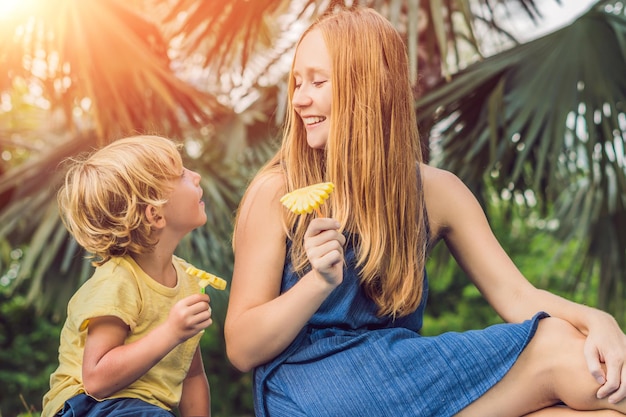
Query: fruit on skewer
xmin=280 ymin=182 xmax=335 ymax=217
xmin=186 ymin=266 xmax=227 ymax=292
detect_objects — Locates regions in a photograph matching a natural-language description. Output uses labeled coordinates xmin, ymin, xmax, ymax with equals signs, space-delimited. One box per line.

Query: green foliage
xmin=422 ymin=193 xmax=604 ymax=337
xmin=0 ymin=293 xmax=57 ymax=417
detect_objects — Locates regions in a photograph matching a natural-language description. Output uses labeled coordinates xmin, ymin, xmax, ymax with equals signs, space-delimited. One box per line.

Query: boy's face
xmin=161 ymin=167 xmax=207 ymax=234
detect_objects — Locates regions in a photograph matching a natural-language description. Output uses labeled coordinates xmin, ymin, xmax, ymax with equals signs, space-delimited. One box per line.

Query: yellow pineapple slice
xmin=280 ymin=182 xmax=335 ymax=216
xmin=186 ymin=266 xmax=227 ymax=292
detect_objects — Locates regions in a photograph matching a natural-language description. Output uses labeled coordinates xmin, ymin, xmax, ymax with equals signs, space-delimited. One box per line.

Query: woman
xmin=225 ymin=7 xmax=626 ymax=417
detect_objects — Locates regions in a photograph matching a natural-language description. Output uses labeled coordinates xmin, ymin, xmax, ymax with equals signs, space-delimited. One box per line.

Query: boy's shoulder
xmin=93 ymin=255 xmax=139 ymax=278
xmin=72 ymin=256 xmax=139 ymax=298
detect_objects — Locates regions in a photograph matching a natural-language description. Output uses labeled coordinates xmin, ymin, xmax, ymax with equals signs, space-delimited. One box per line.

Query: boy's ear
xmin=145 ymin=205 xmax=166 ymax=229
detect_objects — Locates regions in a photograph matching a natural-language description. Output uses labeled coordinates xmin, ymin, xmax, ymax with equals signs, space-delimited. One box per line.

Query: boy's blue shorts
xmin=56 ymin=393 xmax=175 ymax=417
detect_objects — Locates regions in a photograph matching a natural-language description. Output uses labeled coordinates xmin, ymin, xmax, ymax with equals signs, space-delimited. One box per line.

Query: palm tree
xmin=1 ymin=0 xmax=624 ymax=320
xmin=417 ymin=0 xmax=626 ymax=318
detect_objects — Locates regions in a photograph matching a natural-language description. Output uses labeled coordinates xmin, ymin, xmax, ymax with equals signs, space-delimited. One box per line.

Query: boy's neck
xmin=131 ymin=250 xmax=178 ymax=288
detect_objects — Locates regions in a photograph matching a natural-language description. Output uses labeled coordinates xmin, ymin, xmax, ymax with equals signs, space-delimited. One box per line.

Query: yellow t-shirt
xmin=42 ymin=255 xmax=205 ymax=417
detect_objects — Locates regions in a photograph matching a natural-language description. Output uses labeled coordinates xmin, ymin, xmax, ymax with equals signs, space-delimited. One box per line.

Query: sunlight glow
xmin=0 ymin=0 xmax=45 ymax=44
xmin=0 ymin=0 xmax=36 ymax=19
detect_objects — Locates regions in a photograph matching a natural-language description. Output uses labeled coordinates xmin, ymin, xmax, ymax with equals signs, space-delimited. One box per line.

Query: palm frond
xmin=417 ymin=3 xmax=626 ymax=313
xmin=161 ymin=0 xmax=293 ymax=72
xmin=0 ymin=0 xmax=230 ymax=142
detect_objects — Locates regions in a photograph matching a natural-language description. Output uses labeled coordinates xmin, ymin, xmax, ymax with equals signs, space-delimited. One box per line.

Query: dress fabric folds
xmin=254 ymin=236 xmax=547 ymax=417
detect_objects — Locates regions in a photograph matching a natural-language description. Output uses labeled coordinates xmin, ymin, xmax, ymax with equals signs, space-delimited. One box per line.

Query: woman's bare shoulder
xmin=420 ymin=163 xmax=462 ymax=186
xmin=420 ymin=164 xmax=473 ymax=239
xmin=240 ymin=171 xmax=285 ymax=211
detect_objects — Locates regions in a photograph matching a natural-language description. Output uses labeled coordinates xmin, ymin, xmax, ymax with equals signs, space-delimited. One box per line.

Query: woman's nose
xmin=292 ymin=86 xmax=312 ymax=108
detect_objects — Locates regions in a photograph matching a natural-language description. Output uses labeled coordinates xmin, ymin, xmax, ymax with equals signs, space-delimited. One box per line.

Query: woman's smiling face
xmin=291 ymin=28 xmax=332 ymax=150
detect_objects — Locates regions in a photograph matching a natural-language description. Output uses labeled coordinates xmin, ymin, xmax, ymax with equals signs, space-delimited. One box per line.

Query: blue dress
xmin=254 ymin=236 xmax=547 ymax=417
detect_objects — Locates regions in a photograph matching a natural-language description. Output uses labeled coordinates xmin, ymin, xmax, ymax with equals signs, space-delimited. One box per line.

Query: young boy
xmin=43 ymin=135 xmax=216 ymax=417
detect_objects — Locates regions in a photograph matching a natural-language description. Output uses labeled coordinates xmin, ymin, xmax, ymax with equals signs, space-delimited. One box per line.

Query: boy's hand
xmin=165 ymin=294 xmax=212 ymax=343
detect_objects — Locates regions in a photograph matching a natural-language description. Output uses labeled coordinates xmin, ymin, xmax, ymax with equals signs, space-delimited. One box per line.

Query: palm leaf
xmin=161 ymin=0 xmax=292 ymax=72
xmin=417 ymin=2 xmax=626 ymax=314
xmin=0 ymin=0 xmax=229 ymax=142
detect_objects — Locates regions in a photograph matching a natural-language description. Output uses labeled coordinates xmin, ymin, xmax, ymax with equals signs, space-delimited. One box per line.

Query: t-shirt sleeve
xmin=69 ymin=264 xmax=141 ymax=334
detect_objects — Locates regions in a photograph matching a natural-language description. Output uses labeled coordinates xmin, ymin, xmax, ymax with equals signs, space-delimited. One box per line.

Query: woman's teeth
xmin=303 ymin=116 xmax=326 ymax=125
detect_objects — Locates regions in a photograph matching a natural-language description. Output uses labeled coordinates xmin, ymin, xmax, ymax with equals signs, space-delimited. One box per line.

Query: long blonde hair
xmin=247 ymin=7 xmax=427 ymax=318
xmin=57 ymin=135 xmax=184 ymax=266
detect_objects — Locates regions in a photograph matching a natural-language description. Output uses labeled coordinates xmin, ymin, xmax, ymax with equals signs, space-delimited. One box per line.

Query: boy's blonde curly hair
xmin=57 ymin=135 xmax=184 ymax=266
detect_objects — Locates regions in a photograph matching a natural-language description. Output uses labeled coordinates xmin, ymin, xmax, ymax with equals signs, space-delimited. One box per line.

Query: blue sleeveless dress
xmin=254 ymin=236 xmax=547 ymax=417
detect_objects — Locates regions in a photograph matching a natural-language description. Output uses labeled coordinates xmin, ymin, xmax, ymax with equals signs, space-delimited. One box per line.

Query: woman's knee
xmin=524 ymin=317 xmax=587 ymax=376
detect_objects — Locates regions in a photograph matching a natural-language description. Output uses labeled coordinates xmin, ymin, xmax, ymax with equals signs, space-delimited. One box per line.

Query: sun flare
xmin=0 ymin=0 xmax=42 ymax=20
xmin=0 ymin=0 xmax=25 ymax=16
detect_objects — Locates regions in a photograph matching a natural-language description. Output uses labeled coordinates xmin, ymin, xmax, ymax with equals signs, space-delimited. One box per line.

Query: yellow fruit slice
xmin=280 ymin=182 xmax=335 ymax=216
xmin=186 ymin=266 xmax=227 ymax=292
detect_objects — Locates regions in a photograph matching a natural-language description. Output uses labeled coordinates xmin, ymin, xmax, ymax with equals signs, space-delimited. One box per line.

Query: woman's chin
xmin=306 ymin=137 xmax=328 ymax=150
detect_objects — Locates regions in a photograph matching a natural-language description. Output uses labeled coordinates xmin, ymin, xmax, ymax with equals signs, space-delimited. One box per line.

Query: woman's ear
xmin=145 ymin=205 xmax=166 ymax=229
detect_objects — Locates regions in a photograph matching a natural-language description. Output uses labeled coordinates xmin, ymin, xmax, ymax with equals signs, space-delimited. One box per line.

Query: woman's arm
xmin=179 ymin=346 xmax=210 ymax=417
xmin=224 ymin=173 xmax=345 ymax=372
xmin=423 ymin=164 xmax=626 ymax=402
xmin=423 ymin=166 xmax=545 ymax=322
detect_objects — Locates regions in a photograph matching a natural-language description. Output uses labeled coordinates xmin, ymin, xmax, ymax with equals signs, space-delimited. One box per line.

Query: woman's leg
xmin=525 ymin=406 xmax=625 ymax=416
xmin=456 ymin=317 xmax=626 ymax=417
